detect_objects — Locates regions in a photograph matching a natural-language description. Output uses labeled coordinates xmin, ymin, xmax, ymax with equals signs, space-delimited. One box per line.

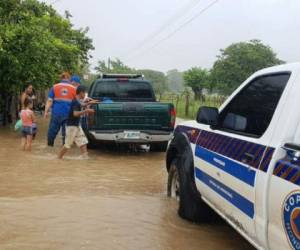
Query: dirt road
xmin=0 ymin=120 xmax=254 ymax=250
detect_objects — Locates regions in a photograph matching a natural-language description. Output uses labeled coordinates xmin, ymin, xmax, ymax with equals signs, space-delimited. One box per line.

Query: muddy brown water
xmin=0 ymin=119 xmax=254 ymax=250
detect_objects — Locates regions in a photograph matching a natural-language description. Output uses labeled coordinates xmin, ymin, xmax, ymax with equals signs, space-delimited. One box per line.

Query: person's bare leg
xmin=21 ymin=137 xmax=26 ymax=151
xmin=80 ymin=144 xmax=88 ymax=158
xmin=26 ymin=135 xmax=33 ymax=151
xmin=58 ymin=146 xmax=68 ymax=159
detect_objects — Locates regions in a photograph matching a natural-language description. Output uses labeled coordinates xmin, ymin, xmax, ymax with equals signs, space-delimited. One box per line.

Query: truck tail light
xmin=170 ymin=107 xmax=176 ymax=128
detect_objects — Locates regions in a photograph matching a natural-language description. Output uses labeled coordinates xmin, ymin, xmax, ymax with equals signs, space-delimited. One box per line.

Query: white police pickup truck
xmin=166 ymin=63 xmax=300 ymax=250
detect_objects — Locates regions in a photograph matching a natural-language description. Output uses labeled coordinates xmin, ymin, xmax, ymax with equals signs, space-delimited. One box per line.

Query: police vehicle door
xmin=194 ymin=73 xmax=290 ymax=241
xmin=268 ymin=143 xmax=300 ymax=250
xmin=266 ymin=72 xmax=300 ymax=250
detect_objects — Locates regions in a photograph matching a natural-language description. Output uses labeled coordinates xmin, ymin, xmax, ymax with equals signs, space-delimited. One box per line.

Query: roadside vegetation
xmin=161 ymin=94 xmax=224 ymax=120
xmin=95 ymin=40 xmax=283 ymax=120
xmin=0 ymin=0 xmax=93 ymax=125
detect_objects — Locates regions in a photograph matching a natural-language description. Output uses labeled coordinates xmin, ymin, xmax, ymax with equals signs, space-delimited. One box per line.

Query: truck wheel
xmin=167 ymin=151 xmax=214 ymax=223
xmin=167 ymin=160 xmax=180 ymax=201
xmin=150 ymin=142 xmax=168 ymax=152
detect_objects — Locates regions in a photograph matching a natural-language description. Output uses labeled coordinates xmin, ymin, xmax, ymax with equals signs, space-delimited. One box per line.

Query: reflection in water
xmin=0 ymin=119 xmax=254 ymax=250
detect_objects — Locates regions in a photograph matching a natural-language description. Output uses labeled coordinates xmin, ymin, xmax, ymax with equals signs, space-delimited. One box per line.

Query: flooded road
xmin=0 ymin=120 xmax=254 ymax=250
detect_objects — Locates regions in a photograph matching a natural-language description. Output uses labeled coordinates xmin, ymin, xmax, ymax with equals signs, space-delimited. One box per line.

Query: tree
xmin=183 ymin=67 xmax=209 ymax=100
xmin=137 ymin=69 xmax=168 ymax=100
xmin=166 ymin=69 xmax=184 ymax=93
xmin=95 ymin=60 xmax=109 ymax=73
xmin=95 ymin=59 xmax=168 ymax=99
xmin=210 ymin=40 xmax=283 ymax=95
xmin=95 ymin=58 xmax=135 ymax=74
xmin=0 ymin=0 xmax=94 ymax=124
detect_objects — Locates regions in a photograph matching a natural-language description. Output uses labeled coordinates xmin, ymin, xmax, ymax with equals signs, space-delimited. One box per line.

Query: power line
xmin=125 ymin=0 xmax=202 ymax=56
xmin=127 ymin=0 xmax=219 ymax=61
xmin=128 ymin=0 xmax=219 ymax=60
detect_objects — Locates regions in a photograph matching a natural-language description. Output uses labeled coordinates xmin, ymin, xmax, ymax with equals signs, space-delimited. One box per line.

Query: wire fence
xmin=161 ymin=93 xmax=226 ymax=120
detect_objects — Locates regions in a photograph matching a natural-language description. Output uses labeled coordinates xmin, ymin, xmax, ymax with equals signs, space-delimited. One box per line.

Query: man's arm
xmin=80 ymin=98 xmax=100 ymax=108
xmin=44 ymin=88 xmax=54 ymax=118
xmin=20 ymin=93 xmax=26 ymax=109
xmin=73 ymin=109 xmax=94 ymax=117
xmin=44 ymin=99 xmax=53 ymax=118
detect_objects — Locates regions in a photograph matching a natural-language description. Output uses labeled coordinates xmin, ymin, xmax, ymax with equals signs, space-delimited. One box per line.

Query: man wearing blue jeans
xmin=44 ymin=72 xmax=77 ymax=146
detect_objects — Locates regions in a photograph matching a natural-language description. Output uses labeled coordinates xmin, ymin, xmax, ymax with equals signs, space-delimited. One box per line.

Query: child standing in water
xmin=20 ymin=98 xmax=36 ymax=151
xmin=58 ymin=86 xmax=95 ymax=159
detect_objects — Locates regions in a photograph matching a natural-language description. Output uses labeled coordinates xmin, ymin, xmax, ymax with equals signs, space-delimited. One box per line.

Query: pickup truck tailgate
xmin=93 ymin=102 xmax=174 ymax=131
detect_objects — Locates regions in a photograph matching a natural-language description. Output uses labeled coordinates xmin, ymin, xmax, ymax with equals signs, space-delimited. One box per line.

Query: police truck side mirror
xmin=196 ymin=106 xmax=219 ymax=126
xmin=282 ymin=143 xmax=300 ymax=162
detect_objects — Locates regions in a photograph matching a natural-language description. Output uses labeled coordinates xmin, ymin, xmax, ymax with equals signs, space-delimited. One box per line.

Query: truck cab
xmin=166 ymin=63 xmax=300 ymax=249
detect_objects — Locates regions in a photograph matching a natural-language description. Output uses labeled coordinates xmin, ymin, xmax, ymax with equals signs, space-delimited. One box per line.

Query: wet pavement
xmin=0 ymin=119 xmax=254 ymax=250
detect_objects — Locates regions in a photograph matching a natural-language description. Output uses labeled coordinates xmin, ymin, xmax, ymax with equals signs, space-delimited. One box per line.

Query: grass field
xmin=161 ymin=95 xmax=225 ymax=120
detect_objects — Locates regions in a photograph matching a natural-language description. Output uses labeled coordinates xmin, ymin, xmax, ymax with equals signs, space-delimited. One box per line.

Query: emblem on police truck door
xmin=283 ymin=191 xmax=300 ymax=249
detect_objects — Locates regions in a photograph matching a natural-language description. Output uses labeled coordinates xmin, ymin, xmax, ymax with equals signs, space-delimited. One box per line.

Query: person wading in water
xmin=44 ymin=72 xmax=76 ymax=146
xmin=20 ymin=98 xmax=36 ymax=151
xmin=20 ymin=83 xmax=36 ymax=111
xmin=58 ymin=85 xmax=94 ymax=159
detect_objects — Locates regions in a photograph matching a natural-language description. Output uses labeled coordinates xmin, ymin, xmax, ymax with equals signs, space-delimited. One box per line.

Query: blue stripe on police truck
xmin=195 ymin=168 xmax=255 ymax=219
xmin=195 ymin=145 xmax=256 ymax=187
xmin=175 ymin=125 xmax=275 ymax=172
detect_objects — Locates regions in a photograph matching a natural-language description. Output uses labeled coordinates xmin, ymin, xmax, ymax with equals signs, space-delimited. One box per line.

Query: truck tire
xmin=167 ymin=150 xmax=214 ymax=223
xmin=167 ymin=160 xmax=180 ymax=201
xmin=150 ymin=142 xmax=168 ymax=152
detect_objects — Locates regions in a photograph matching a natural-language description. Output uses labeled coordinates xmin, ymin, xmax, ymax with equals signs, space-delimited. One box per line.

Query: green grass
xmin=161 ymin=95 xmax=224 ymax=120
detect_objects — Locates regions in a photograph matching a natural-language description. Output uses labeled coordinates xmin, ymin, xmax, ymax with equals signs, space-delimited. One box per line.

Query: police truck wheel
xmin=167 ymin=160 xmax=180 ymax=201
xmin=168 ymin=149 xmax=214 ymax=223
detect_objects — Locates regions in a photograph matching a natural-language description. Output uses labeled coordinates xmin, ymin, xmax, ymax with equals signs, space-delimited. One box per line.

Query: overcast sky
xmin=42 ymin=0 xmax=300 ymax=72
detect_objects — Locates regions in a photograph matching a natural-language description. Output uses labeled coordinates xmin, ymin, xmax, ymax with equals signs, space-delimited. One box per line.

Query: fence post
xmin=185 ymin=94 xmax=189 ymax=117
xmin=176 ymin=95 xmax=179 ymax=110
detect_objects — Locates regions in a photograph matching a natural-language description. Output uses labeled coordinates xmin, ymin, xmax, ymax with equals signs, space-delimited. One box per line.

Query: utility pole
xmin=108 ymin=57 xmax=111 ymax=72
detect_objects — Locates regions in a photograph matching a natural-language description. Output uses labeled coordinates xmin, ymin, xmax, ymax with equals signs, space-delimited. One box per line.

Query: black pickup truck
xmin=85 ymin=74 xmax=176 ymax=152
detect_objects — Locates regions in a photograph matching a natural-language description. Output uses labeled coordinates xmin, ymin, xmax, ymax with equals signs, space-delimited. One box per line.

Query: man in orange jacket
xmin=44 ymin=72 xmax=76 ymax=146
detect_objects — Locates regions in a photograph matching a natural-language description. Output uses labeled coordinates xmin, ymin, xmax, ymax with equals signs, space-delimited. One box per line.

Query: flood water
xmin=0 ymin=119 xmax=254 ymax=250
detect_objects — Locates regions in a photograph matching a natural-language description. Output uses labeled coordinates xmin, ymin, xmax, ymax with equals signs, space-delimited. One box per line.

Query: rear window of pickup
xmin=91 ymin=80 xmax=155 ymax=101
